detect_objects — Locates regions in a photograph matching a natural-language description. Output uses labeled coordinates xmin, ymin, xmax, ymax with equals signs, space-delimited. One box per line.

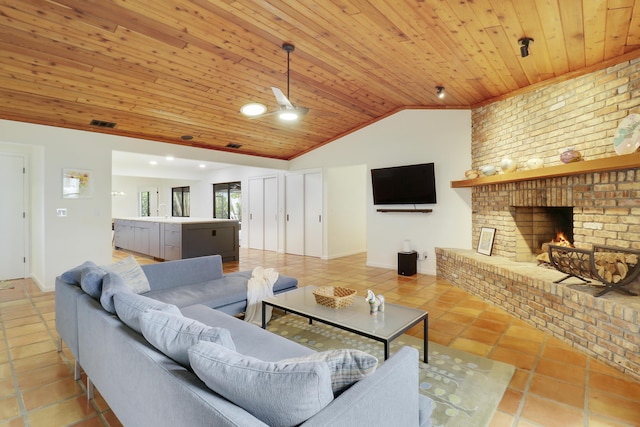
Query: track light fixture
xmin=436 ymin=86 xmax=445 ymax=99
xmin=518 ymin=37 xmax=534 ymax=58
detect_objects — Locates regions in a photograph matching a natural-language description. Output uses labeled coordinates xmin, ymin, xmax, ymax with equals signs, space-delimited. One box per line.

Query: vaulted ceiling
xmin=1 ymin=1 xmax=639 ymax=160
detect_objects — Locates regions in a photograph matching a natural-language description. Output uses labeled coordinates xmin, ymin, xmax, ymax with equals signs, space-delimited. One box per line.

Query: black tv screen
xmin=371 ymin=163 xmax=436 ymax=205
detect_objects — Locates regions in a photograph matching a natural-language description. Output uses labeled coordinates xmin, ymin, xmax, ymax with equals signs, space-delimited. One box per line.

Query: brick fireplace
xmin=438 ymin=167 xmax=640 ymax=381
xmin=436 ymin=58 xmax=640 ymax=381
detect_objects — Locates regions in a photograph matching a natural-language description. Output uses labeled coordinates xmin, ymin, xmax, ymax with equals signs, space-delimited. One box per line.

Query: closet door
xmin=285 ymin=174 xmax=304 ymax=255
xmin=0 ymin=154 xmax=26 ymax=280
xmin=304 ymin=172 xmax=322 ymax=258
xmin=263 ymin=177 xmax=278 ymax=251
xmin=248 ymin=178 xmax=264 ymax=250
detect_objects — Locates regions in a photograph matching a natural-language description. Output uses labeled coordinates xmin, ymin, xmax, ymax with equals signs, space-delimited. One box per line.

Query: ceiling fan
xmin=241 ymin=43 xmax=309 ymax=121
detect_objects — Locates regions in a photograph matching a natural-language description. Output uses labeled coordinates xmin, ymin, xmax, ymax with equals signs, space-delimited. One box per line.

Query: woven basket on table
xmin=312 ymin=286 xmax=357 ymax=309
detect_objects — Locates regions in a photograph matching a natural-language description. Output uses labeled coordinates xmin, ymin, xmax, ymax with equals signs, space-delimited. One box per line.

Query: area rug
xmin=267 ymin=314 xmax=515 ymax=427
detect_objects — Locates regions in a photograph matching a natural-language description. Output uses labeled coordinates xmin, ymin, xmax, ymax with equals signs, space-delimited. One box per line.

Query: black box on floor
xmin=398 ymin=251 xmax=417 ymax=276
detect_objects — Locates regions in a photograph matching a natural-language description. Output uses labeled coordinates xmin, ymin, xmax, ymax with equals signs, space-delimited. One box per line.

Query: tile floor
xmin=1 ymin=248 xmax=639 ymax=426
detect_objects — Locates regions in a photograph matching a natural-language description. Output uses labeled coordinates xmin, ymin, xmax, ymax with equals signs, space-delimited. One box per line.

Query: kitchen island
xmin=113 ymin=217 xmax=239 ymax=262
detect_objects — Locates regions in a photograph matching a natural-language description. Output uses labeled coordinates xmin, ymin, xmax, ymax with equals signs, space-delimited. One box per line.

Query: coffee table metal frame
xmin=262 ymin=286 xmax=428 ymax=363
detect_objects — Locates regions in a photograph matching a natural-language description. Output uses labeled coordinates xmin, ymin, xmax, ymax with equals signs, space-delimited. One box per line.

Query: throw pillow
xmin=79 ymin=266 xmax=106 ymax=300
xmin=281 ymin=349 xmax=378 ymax=395
xmin=188 ymin=342 xmax=333 ymax=427
xmin=113 ymin=292 xmax=181 ymax=334
xmin=100 ymin=272 xmax=133 ymax=314
xmin=140 ymin=310 xmax=235 ymax=367
xmin=60 ymin=261 xmax=99 ymax=285
xmin=102 ymin=255 xmax=151 ymax=294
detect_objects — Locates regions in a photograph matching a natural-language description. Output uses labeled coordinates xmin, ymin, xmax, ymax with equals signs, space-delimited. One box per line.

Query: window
xmin=213 ymin=182 xmax=241 ymax=221
xmin=172 ymin=186 xmax=190 ymax=217
xmin=139 ymin=191 xmax=150 ymax=217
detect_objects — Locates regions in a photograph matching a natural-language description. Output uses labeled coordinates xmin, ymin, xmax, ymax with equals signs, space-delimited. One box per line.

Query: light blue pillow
xmin=80 ymin=266 xmax=106 ymax=300
xmin=100 ymin=272 xmax=133 ymax=314
xmin=140 ymin=310 xmax=235 ymax=367
xmin=113 ymin=292 xmax=181 ymax=334
xmin=102 ymin=255 xmax=151 ymax=294
xmin=188 ymin=342 xmax=334 ymax=427
xmin=280 ymin=349 xmax=378 ymax=395
xmin=61 ymin=261 xmax=98 ymax=285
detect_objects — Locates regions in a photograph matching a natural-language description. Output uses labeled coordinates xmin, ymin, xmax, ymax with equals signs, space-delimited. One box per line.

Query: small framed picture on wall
xmin=477 ymin=227 xmax=496 ymax=256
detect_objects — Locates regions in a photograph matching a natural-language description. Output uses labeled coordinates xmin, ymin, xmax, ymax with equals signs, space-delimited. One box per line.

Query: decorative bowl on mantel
xmin=559 ymin=147 xmax=582 ymax=163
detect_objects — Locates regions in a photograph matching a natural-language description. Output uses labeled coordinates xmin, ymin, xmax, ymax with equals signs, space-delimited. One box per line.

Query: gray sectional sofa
xmin=55 ymin=255 xmax=433 ymax=426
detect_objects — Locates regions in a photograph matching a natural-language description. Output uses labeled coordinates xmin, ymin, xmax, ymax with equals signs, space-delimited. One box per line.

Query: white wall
xmin=290 ymin=109 xmax=473 ymax=274
xmin=325 ymin=165 xmax=367 ymax=258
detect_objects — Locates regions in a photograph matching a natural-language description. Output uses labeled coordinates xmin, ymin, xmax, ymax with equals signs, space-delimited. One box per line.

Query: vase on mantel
xmin=559 ymin=147 xmax=583 ymax=164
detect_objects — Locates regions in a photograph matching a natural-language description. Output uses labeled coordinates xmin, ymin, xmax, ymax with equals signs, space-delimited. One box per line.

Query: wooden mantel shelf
xmin=451 ymin=152 xmax=640 ymax=188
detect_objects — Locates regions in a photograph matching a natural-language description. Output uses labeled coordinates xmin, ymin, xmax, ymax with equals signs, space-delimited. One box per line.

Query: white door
xmin=248 ymin=178 xmax=264 ymax=250
xmin=263 ymin=177 xmax=278 ymax=251
xmin=285 ymin=174 xmax=304 ymax=255
xmin=304 ymin=172 xmax=322 ymax=257
xmin=0 ymin=154 xmax=26 ymax=280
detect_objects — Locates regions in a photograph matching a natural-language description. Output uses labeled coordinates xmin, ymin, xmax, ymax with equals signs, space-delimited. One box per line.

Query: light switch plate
xmin=57 ymin=208 xmax=67 ymax=217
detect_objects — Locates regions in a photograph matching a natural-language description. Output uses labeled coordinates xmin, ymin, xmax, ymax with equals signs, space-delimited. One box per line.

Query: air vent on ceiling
xmin=89 ymin=119 xmax=117 ymax=128
xmin=226 ymin=143 xmax=242 ymax=149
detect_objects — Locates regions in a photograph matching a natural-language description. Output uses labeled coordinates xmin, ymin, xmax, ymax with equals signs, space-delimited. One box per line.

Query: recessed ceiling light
xmin=166 ymin=156 xmax=174 ymax=161
xmin=240 ymin=103 xmax=267 ymax=116
xmin=181 ymin=135 xmax=193 ymax=141
xmin=199 ymin=164 xmax=206 ymax=169
xmin=149 ymin=160 xmax=158 ymax=165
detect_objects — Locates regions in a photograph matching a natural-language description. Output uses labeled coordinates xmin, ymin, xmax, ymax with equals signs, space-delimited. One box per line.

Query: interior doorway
xmin=0 ymin=153 xmax=27 ymax=280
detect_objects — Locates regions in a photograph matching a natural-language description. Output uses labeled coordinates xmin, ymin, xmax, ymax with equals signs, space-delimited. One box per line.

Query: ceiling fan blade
xmin=271 ymin=87 xmax=294 ymax=109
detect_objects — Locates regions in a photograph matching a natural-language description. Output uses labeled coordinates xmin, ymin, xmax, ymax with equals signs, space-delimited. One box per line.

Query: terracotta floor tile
xmin=0 ymin=416 xmax=25 ymax=427
xmin=16 ymin=363 xmax=72 ymax=390
xmin=509 ymin=369 xmax=531 ymax=392
xmin=587 ymin=414 xmax=636 ymax=427
xmin=459 ymin=325 xmax=501 ymax=346
xmin=6 ymin=331 xmax=52 ymax=349
xmin=541 ymin=342 xmax=588 ymax=367
xmin=68 ymin=416 xmax=107 ymax=427
xmin=471 ymin=317 xmax=510 ymax=334
xmin=101 ymin=409 xmax=123 ymax=427
xmin=498 ymin=388 xmax=523 ymax=414
xmin=426 ymin=329 xmax=455 ymax=346
xmin=26 ymin=396 xmax=97 ymax=426
xmin=589 ymin=389 xmax=640 ymax=424
xmin=439 ymin=311 xmax=476 ymax=325
xmin=520 ymin=395 xmax=585 ymax=427
xmin=0 ymin=379 xmax=14 ymax=399
xmin=11 ymin=351 xmax=64 ymax=375
xmin=22 ymin=378 xmax=83 ymax=411
xmin=528 ymin=374 xmax=585 ymax=408
xmin=535 ymin=358 xmax=587 ymax=386
xmin=490 ymin=347 xmax=537 ymax=370
xmin=429 ymin=318 xmax=466 ymax=336
xmin=0 ymin=365 xmax=9 ymax=381
xmin=495 ymin=335 xmax=543 ymax=356
xmin=590 ymin=370 xmax=640 ymax=398
xmin=0 ymin=396 xmax=20 ymax=422
xmin=489 ymin=410 xmax=515 ymax=427
xmin=9 ymin=341 xmax=57 ymax=362
xmin=449 ymin=337 xmax=493 ymax=357
xmin=504 ymin=325 xmax=546 ymax=343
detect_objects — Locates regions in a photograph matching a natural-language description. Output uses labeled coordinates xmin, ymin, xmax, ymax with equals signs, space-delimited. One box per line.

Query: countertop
xmin=113 ymin=217 xmax=239 ymax=224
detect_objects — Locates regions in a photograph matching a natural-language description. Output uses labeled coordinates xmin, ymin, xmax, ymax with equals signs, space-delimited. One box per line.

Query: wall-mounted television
xmin=371 ymin=163 xmax=436 ymax=205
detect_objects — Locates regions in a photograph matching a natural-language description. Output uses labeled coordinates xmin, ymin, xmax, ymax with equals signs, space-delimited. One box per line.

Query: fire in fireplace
xmin=514 ymin=206 xmax=574 ymax=262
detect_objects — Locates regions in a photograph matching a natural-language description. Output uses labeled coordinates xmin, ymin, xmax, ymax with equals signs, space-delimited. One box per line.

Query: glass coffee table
xmin=262 ymin=286 xmax=428 ymax=363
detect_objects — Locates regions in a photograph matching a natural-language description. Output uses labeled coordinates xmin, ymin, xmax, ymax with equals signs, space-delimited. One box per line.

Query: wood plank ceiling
xmin=1 ymin=1 xmax=639 ymax=160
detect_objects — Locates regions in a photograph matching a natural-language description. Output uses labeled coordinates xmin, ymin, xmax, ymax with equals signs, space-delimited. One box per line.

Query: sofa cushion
xmin=140 ymin=310 xmax=235 ymax=367
xmin=280 ymin=349 xmax=378 ymax=395
xmin=188 ymin=341 xmax=334 ymax=427
xmin=80 ymin=266 xmax=106 ymax=300
xmin=100 ymin=272 xmax=133 ymax=314
xmin=102 ymin=255 xmax=151 ymax=294
xmin=61 ymin=261 xmax=99 ymax=285
xmin=113 ymin=292 xmax=181 ymax=334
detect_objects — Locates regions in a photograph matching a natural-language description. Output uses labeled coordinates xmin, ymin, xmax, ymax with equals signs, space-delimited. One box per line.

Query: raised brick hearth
xmin=436 ymin=248 xmax=640 ymax=381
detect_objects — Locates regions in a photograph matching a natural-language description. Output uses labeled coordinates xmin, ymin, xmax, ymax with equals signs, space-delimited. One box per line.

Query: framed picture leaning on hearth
xmin=477 ymin=227 xmax=496 ymax=256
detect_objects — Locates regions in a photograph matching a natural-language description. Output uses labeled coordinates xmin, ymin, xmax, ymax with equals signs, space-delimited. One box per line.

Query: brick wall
xmin=470 ymin=58 xmax=640 ymax=258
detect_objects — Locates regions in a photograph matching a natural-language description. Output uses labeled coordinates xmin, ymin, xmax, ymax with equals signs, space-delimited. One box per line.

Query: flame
xmin=551 ymin=231 xmax=574 ymax=247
